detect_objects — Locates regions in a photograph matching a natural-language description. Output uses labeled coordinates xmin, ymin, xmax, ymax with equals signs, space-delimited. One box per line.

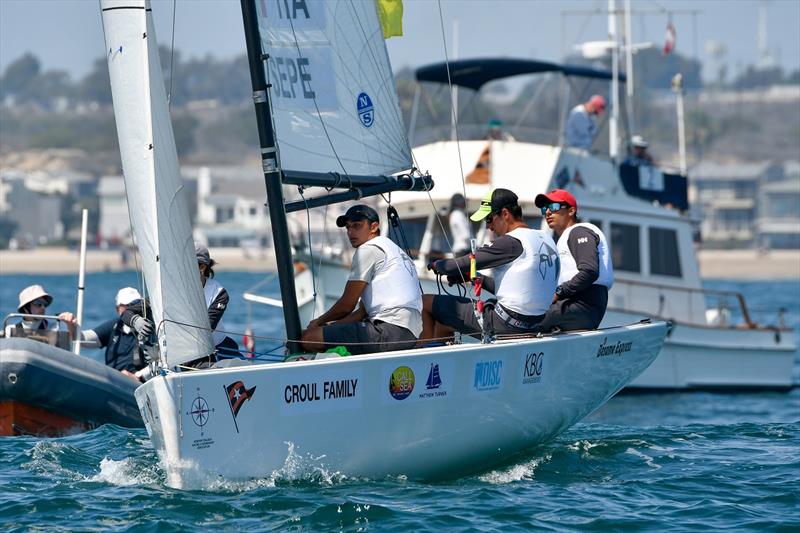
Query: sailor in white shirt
xmin=300 ymin=204 xmax=422 ymax=355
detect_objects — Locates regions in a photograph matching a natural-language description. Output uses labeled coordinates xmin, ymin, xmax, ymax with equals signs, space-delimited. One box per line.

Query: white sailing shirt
xmin=349 ymin=235 xmax=423 ymax=335
xmin=493 ymin=227 xmax=559 ymax=316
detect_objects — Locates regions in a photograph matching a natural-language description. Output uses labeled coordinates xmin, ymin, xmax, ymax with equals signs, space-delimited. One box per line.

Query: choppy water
xmin=1 ymin=273 xmax=798 ymax=530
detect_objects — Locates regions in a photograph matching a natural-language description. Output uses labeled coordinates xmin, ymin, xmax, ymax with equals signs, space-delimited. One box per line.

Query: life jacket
xmin=493 ymin=227 xmax=559 ymax=316
xmin=360 ymin=236 xmax=422 ymax=318
xmin=203 ymin=277 xmax=229 ymax=346
xmin=557 ymin=223 xmax=614 ymax=288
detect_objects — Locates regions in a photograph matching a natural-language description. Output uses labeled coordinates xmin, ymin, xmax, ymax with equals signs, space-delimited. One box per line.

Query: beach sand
xmin=1 ymin=247 xmax=797 ymax=279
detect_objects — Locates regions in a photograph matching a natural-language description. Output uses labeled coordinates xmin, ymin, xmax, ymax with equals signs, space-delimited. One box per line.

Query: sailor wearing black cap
xmin=420 ymin=188 xmax=559 ymax=340
xmin=300 ymin=204 xmax=422 ymax=355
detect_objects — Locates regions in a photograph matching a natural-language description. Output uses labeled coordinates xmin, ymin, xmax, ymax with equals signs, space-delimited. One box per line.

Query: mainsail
xmin=101 ymin=0 xmax=214 ymax=366
xmin=257 ymin=0 xmax=412 ymax=176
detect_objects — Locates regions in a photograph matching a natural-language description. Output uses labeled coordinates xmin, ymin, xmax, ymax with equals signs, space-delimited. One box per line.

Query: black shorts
xmin=322 ymin=320 xmax=417 ymax=355
xmin=432 ymin=295 xmax=542 ymax=337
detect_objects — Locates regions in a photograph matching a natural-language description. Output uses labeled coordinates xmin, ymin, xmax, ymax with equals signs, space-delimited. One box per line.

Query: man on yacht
xmin=565 ymin=95 xmax=606 ymax=150
xmin=534 ymin=189 xmax=613 ymax=332
xmin=420 ymin=188 xmax=559 ymax=340
xmin=300 ymin=204 xmax=422 ymax=355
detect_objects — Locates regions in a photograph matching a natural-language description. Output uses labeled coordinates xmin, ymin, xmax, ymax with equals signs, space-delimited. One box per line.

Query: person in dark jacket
xmin=76 ymin=287 xmax=149 ymax=381
xmin=534 ymin=189 xmax=614 ymax=331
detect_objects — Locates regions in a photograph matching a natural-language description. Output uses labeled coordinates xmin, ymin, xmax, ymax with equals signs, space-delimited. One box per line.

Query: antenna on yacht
xmin=672 ymin=73 xmax=687 ymax=175
xmin=608 ymin=0 xmax=620 ymax=161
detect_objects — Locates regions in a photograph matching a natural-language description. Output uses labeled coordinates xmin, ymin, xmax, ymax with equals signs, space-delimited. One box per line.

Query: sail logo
xmin=389 ymin=365 xmax=414 ymax=400
xmin=418 ymin=362 xmax=447 ymax=399
xmin=473 ymin=360 xmax=503 ymax=391
xmin=523 ymin=352 xmax=544 ymax=384
xmin=357 ymin=92 xmax=374 ymax=127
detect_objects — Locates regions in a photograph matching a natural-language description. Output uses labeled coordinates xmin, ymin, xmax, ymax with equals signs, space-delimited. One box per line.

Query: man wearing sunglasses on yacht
xmin=534 ymin=189 xmax=613 ymax=332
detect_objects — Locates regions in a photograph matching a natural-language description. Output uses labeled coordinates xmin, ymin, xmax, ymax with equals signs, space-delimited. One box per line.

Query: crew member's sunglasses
xmin=540 ymin=202 xmax=568 ymax=216
xmin=31 ymin=299 xmax=49 ymax=308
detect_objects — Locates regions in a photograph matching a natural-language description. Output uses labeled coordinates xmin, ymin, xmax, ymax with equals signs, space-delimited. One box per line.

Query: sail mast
xmin=240 ymin=0 xmax=302 ymax=349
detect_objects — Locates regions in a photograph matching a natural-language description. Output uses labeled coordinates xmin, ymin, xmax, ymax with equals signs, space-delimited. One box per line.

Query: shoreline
xmin=1 ymin=247 xmax=798 ymax=280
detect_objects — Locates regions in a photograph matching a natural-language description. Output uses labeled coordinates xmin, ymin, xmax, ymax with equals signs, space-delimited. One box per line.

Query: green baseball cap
xmin=470 ymin=188 xmax=519 ymax=221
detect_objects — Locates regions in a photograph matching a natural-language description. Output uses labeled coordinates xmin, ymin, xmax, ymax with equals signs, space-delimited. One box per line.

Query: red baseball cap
xmin=534 ymin=189 xmax=577 ymax=211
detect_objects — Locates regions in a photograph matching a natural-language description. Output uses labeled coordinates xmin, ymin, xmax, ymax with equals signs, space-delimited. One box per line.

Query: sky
xmin=1 ymin=0 xmax=799 ymax=83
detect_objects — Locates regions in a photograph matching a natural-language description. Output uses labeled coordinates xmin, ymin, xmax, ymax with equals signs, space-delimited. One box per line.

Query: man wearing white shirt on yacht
xmin=565 ymin=95 xmax=606 ymax=150
xmin=535 ymin=189 xmax=613 ymax=332
xmin=300 ymin=204 xmax=422 ymax=355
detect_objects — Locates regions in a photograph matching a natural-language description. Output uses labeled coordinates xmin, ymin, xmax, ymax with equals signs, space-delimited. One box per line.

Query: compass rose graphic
xmin=186 ymin=388 xmax=214 ymax=435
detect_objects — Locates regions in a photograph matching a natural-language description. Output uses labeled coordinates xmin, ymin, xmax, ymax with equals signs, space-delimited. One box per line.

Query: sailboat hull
xmin=136 ymin=321 xmax=666 ymax=488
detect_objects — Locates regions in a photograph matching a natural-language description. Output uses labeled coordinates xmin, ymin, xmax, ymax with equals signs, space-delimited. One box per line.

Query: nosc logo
xmin=356 ymin=92 xmax=374 ymax=128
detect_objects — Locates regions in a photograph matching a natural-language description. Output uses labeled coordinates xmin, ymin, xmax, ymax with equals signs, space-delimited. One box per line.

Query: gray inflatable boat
xmin=0 ymin=337 xmax=143 ymax=436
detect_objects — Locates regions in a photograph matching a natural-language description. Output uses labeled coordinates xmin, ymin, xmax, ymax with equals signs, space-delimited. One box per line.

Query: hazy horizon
xmin=1 ymin=0 xmax=799 ymax=84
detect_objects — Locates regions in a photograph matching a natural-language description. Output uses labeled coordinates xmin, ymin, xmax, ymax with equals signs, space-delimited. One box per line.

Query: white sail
xmin=257 ymin=0 xmax=412 ymax=176
xmin=101 ymin=0 xmax=214 ymax=366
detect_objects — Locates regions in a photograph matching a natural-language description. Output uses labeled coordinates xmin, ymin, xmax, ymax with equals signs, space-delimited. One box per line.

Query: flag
xmin=226 ymin=380 xmax=256 ymax=418
xmin=663 ymin=22 xmax=676 ymax=56
xmin=242 ymin=328 xmax=255 ymax=358
xmin=377 ymin=0 xmax=403 ymax=39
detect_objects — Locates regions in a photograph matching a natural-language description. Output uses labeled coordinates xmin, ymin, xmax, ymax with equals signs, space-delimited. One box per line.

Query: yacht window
xmin=610 ymin=223 xmax=641 ymax=272
xmin=649 ymin=227 xmax=682 ymax=277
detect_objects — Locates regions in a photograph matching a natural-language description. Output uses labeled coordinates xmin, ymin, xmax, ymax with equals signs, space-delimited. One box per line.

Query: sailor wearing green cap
xmin=420 ymin=188 xmax=559 ymax=340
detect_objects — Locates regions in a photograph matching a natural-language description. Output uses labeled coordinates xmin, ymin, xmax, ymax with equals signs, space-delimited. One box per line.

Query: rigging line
xmin=434 ymin=0 xmax=469 ymax=228
xmin=285 ymin=9 xmax=351 ymax=178
xmin=167 ymin=0 xmax=177 ymax=109
xmin=299 ymin=188 xmax=320 ymax=319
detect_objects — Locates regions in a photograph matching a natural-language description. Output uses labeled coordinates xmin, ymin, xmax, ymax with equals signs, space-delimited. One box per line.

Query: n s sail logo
xmin=357 ymin=92 xmax=374 ymax=127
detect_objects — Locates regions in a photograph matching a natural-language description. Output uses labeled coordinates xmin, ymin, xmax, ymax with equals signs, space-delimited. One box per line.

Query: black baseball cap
xmin=336 ymin=204 xmax=380 ymax=227
xmin=470 ymin=188 xmax=519 ymax=221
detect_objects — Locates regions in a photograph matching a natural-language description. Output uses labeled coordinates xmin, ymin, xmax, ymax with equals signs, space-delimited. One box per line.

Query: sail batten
xmin=102 ymin=0 xmax=214 ymax=367
xmin=258 ymin=0 xmax=412 ymax=177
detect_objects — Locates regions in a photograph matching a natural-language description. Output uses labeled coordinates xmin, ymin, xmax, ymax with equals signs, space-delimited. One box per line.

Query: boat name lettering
xmin=474 ymin=360 xmax=503 ymax=390
xmin=596 ymin=337 xmax=633 ymax=358
xmin=284 ymin=379 xmax=358 ymax=404
xmin=523 ymin=352 xmax=544 ymax=384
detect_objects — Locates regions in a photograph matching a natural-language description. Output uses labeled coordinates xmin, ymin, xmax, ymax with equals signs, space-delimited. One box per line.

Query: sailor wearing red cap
xmin=534 ymin=189 xmax=613 ymax=332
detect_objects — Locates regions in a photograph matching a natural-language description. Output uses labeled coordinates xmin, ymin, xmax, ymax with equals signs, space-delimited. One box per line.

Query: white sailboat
xmin=101 ymin=0 xmax=667 ymax=488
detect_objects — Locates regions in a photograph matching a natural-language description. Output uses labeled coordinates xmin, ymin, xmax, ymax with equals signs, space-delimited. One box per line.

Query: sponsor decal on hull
xmin=280 ymin=370 xmax=362 ymax=414
xmin=596 ymin=337 xmax=633 ymax=358
xmin=224 ymin=380 xmax=256 ymax=433
xmin=473 ymin=359 xmax=503 ymax=392
xmin=522 ymin=352 xmax=544 ymax=385
xmin=389 ymin=366 xmax=414 ymax=400
xmin=185 ymin=387 xmax=215 ymax=450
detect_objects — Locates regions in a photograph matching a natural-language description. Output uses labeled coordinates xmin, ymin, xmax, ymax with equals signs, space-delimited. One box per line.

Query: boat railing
xmin=613 ymin=278 xmax=763 ymax=329
xmin=412 ymin=123 xmax=560 ymax=147
xmin=2 ymin=313 xmax=73 ymax=349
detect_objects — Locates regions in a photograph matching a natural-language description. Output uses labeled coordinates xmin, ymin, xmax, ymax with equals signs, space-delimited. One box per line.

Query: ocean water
xmin=1 ymin=273 xmax=798 ymax=531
